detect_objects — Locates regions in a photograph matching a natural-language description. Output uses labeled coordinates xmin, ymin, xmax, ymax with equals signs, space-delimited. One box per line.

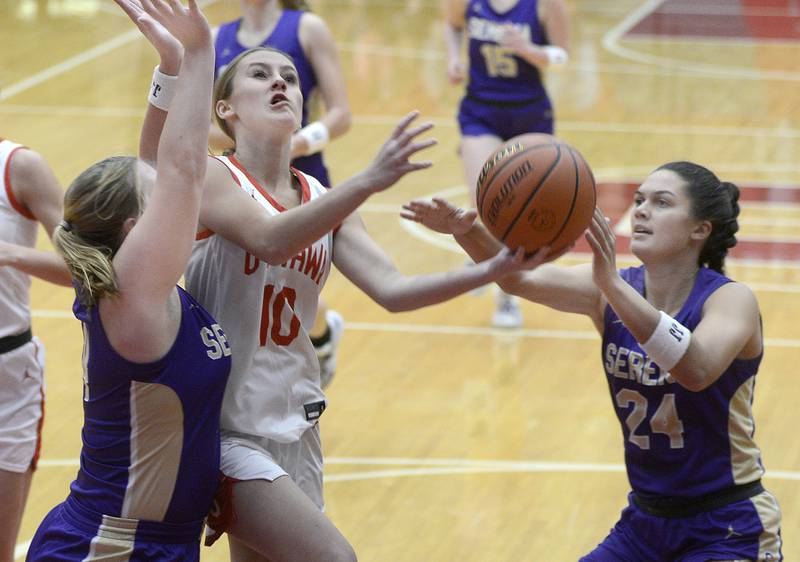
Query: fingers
xmin=391 ymin=110 xmax=421 ymax=139
xmin=394 ymin=137 xmax=437 ymax=163
xmin=113 ymin=0 xmax=144 ymax=22
xmin=395 ymin=121 xmax=435 ymax=146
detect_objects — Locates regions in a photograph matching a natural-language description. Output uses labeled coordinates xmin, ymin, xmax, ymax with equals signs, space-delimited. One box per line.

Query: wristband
xmin=640 ymin=311 xmax=691 ymax=373
xmin=148 ymin=66 xmax=178 ymax=111
xmin=542 ymin=45 xmax=569 ymax=68
xmin=296 ymin=121 xmax=330 ymax=155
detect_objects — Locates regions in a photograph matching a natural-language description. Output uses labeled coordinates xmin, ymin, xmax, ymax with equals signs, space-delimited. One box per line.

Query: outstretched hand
xmin=400 ymin=197 xmax=476 ymax=235
xmin=114 ymin=0 xmax=210 ymax=59
xmin=485 ymin=246 xmax=552 ymax=278
xmin=360 ymin=111 xmax=437 ymax=193
xmin=585 ymin=206 xmax=619 ymax=291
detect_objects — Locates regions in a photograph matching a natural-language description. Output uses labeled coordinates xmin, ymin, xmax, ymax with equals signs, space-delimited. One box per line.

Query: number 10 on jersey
xmin=260 ymin=284 xmax=301 ymax=347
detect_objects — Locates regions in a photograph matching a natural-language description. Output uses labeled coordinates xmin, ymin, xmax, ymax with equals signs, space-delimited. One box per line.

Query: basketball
xmin=476 ymin=133 xmax=596 ymax=256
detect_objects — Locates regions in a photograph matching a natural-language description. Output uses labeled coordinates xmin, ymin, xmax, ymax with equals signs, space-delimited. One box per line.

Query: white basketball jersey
xmin=185 ymin=156 xmax=332 ymax=443
xmin=0 ymin=140 xmax=38 ymax=338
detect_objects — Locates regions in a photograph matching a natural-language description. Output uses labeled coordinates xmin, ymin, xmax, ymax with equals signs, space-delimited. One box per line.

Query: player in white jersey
xmin=0 ymin=139 xmax=68 ymax=562
xmin=130 ymin=17 xmax=551 ymax=559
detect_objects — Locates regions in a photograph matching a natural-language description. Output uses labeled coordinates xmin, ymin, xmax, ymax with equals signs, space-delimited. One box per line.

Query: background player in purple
xmin=444 ymin=0 xmax=570 ymax=328
xmin=210 ymin=0 xmax=351 ymax=389
xmin=25 ymin=1 xmax=231 ymax=560
xmin=404 ymin=161 xmax=782 ymax=560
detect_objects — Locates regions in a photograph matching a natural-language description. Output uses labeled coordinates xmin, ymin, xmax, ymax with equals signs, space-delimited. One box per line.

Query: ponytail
xmin=53 ymin=156 xmax=141 ymax=306
xmin=655 ymin=162 xmax=740 ymax=274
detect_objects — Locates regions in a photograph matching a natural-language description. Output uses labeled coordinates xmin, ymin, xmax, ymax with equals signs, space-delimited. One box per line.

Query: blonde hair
xmin=213 ymin=47 xmax=297 ymax=142
xmin=280 ymin=0 xmax=310 ymax=10
xmin=52 ymin=156 xmax=142 ymax=306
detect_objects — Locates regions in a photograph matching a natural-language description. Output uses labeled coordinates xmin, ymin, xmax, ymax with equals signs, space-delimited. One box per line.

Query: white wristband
xmin=542 ymin=45 xmax=569 ymax=68
xmin=640 ymin=311 xmax=691 ymax=373
xmin=148 ymin=66 xmax=178 ymax=111
xmin=296 ymin=121 xmax=330 ymax=155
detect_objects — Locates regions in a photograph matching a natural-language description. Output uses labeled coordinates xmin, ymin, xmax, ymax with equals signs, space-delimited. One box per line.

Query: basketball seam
xmin=542 ymin=147 xmax=582 ymax=251
xmin=499 ymin=145 xmax=563 ymax=243
xmin=476 ymin=143 xmax=555 ymax=217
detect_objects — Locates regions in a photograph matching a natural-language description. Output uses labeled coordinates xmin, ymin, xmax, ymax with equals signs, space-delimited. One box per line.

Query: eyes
xmin=251 ymin=69 xmax=299 ymax=84
xmin=634 ymin=195 xmax=671 ymax=208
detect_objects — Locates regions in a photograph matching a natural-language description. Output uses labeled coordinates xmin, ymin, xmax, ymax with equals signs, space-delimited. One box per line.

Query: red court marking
xmin=626 ymin=0 xmax=800 ymax=41
xmin=585 ymin=181 xmax=800 ymax=262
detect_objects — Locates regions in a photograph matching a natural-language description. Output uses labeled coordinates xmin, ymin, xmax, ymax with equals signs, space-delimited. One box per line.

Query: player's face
xmin=227 ymin=50 xmax=303 ymax=134
xmin=629 ymin=169 xmax=705 ymax=262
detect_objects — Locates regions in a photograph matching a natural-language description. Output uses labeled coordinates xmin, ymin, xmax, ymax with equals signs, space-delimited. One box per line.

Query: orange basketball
xmin=476 ymin=133 xmax=596 ymax=256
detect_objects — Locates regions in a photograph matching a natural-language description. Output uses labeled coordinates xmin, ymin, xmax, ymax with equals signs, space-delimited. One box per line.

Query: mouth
xmin=269 ymin=93 xmax=290 ymax=107
xmin=632 ymin=225 xmax=652 ymax=235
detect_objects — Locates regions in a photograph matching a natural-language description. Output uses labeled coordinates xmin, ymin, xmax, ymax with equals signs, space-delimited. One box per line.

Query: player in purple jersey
xmin=25 ymin=1 xmax=231 ymax=560
xmin=404 ymin=161 xmax=782 ymax=560
xmin=445 ymin=0 xmax=570 ymax=329
xmin=210 ymin=0 xmax=351 ymax=389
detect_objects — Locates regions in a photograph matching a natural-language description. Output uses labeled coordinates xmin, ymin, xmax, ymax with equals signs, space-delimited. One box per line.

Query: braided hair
xmin=655 ymin=162 xmax=739 ymax=274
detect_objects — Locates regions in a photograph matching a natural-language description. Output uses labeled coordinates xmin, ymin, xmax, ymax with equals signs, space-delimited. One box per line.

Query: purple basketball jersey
xmin=465 ymin=0 xmax=549 ymax=104
xmin=602 ymin=266 xmax=765 ymax=500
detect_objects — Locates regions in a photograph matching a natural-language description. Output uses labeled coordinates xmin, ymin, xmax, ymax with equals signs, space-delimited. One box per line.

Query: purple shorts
xmin=26 ymin=497 xmax=203 ymax=562
xmin=580 ymin=491 xmax=783 ymax=561
xmin=457 ymin=94 xmax=554 ymax=140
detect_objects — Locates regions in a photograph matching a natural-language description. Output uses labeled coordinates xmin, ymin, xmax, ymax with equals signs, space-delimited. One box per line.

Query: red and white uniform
xmin=0 ymin=140 xmax=38 ymax=338
xmin=0 ymin=139 xmax=45 ymax=473
xmin=185 ymin=156 xmax=332 ymax=444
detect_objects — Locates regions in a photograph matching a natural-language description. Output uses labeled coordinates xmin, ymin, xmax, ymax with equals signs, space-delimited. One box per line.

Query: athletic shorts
xmin=205 ymin=425 xmax=324 ymax=546
xmin=26 ymin=496 xmax=204 ymax=562
xmin=292 ymin=153 xmax=330 ymax=188
xmin=0 ymin=337 xmax=45 ymax=473
xmin=580 ymin=491 xmax=783 ymax=561
xmin=457 ymin=94 xmax=554 ymax=140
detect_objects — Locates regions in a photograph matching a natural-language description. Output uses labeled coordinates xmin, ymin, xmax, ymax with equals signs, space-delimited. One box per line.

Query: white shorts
xmin=220 ymin=424 xmax=324 ymax=509
xmin=0 ymin=337 xmax=45 ymax=473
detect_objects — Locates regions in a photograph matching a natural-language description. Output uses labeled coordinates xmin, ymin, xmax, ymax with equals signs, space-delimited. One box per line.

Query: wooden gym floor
xmin=2 ymin=0 xmax=799 ymax=559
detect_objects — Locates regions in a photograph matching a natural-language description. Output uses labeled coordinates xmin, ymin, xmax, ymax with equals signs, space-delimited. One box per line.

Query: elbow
xmin=378 ymin=296 xmax=406 ymax=313
xmin=673 ymin=367 xmax=714 ymax=392
xmin=250 ymin=241 xmax=292 ymax=267
xmin=372 ymin=292 xmax=413 ymax=313
xmin=497 ymin=275 xmax=524 ymax=297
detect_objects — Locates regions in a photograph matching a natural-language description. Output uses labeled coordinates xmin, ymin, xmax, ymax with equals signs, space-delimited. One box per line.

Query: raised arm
xmin=112 ymin=0 xmax=214 ymax=303
xmin=501 ymin=0 xmax=570 ymax=70
xmin=586 ymin=207 xmax=762 ymax=391
xmin=200 ymin=111 xmax=436 ymax=265
xmin=332 ymin=211 xmax=548 ymax=312
xmin=293 ymin=12 xmax=351 ymax=160
xmin=115 ymin=0 xmax=184 ymax=167
xmin=402 ymin=197 xmax=602 ymax=320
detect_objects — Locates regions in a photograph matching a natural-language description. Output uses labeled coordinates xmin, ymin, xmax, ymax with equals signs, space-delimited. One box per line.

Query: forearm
xmin=139 ymin=57 xmax=181 ymax=166
xmin=3 ymin=245 xmax=72 ymax=286
xmin=454 ymin=222 xmax=505 ymax=263
xmin=375 ymin=259 xmax=500 ymax=312
xmin=249 ymin=177 xmax=375 ymax=265
xmin=158 ymin=46 xmax=215 ymax=182
xmin=600 ymin=274 xmax=660 ymax=344
xmin=443 ymin=23 xmax=464 ymax=63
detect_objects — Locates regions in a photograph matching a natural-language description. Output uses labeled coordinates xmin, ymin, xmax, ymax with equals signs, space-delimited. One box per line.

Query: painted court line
xmin=602 ymin=0 xmax=800 ymax=82
xmin=0 ymin=0 xmax=220 ymax=102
